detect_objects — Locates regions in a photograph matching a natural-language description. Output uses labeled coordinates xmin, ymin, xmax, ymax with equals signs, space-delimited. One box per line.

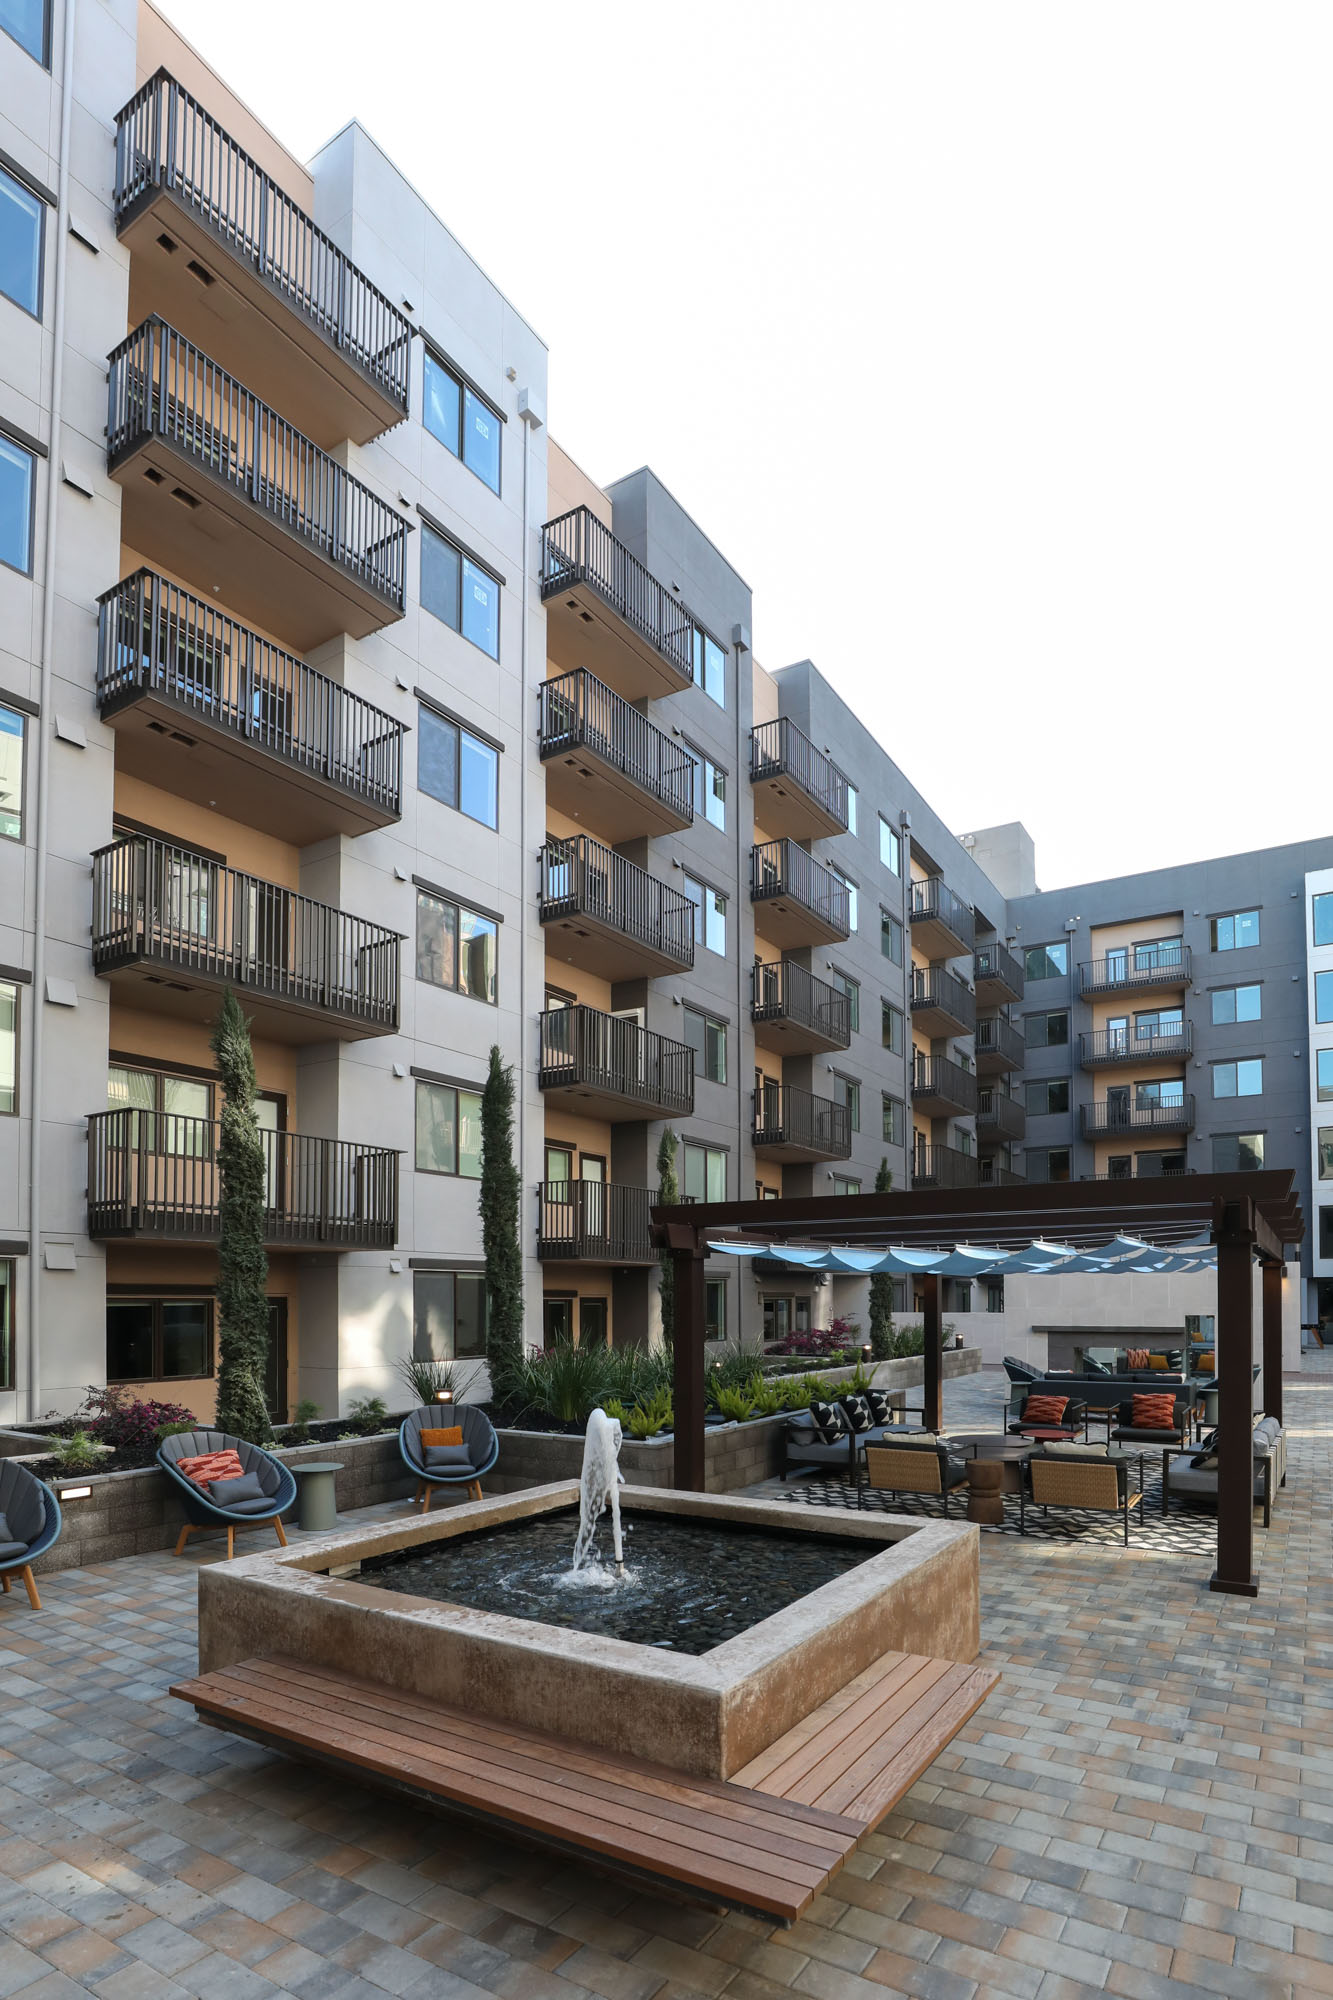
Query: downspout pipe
xmin=26 ymin=0 xmax=78 ymax=1420
xmin=517 ymin=387 xmax=543 ymax=1356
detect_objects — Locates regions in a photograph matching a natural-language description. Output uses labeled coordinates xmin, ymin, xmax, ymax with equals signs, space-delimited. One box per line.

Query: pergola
xmin=652 ymin=1171 xmax=1304 ymax=1598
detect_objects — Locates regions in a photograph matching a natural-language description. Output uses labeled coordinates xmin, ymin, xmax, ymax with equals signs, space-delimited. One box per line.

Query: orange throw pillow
xmin=1147 ymin=1355 xmax=1169 ymax=1370
xmin=1022 ymin=1394 xmax=1068 ymax=1424
xmin=1126 ymin=1348 xmax=1150 ymax=1368
xmin=176 ymin=1450 xmax=245 ymax=1489
xmin=420 ymin=1427 xmax=463 ymax=1447
xmin=1131 ymin=1393 xmax=1178 ymax=1431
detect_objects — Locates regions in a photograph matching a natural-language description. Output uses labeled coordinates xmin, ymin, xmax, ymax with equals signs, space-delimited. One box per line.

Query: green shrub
xmin=601 ymin=1398 xmax=630 ymax=1426
xmin=714 ymin=1384 xmax=756 ymax=1423
xmin=52 ymin=1430 xmax=103 ymax=1475
xmin=285 ymin=1399 xmax=320 ymax=1444
xmin=520 ymin=1343 xmax=613 ymax=1426
xmin=750 ymin=1379 xmax=785 ymax=1417
xmin=347 ymin=1395 xmax=390 ymax=1435
xmin=626 ymin=1388 xmax=672 ymax=1439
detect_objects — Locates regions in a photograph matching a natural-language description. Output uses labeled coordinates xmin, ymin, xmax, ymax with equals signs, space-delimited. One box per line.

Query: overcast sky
xmin=155 ymin=0 xmax=1331 ymax=891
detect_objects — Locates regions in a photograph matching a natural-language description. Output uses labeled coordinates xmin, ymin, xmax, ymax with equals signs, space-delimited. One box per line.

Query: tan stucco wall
xmin=113 ymin=773 xmax=301 ymax=889
xmin=545 ymin=439 xmax=612 ymax=529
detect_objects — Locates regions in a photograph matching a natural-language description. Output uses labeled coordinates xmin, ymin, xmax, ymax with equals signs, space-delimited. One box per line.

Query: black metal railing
xmin=977 ymin=1088 xmax=1026 ymax=1139
xmin=1081 ymin=1168 xmax=1196 ymax=1181
xmin=913 ymin=1145 xmax=980 ymax=1189
xmin=750 ymin=960 xmax=851 ymax=1046
xmin=974 ymin=940 xmax=1024 ymax=997
xmin=750 ymin=840 xmax=850 ymax=932
xmin=537 ymin=834 xmax=695 ymax=969
xmin=911 ymin=1054 xmax=979 ymax=1113
xmin=538 ymin=670 xmax=693 ymax=823
xmin=978 ymin=1159 xmax=1025 ymax=1186
xmin=114 ymin=71 xmax=411 ymax=413
xmin=97 ymin=569 xmax=403 ymax=815
xmin=87 ymin=1108 xmax=398 ymax=1245
xmin=540 ymin=507 xmax=694 ymax=681
xmin=1079 ymin=944 xmax=1191 ymax=995
xmin=976 ymin=1016 xmax=1025 ymax=1067
xmin=107 ymin=319 xmax=407 ymax=611
xmin=91 ymin=835 xmax=401 ymax=1029
xmin=749 ymin=718 xmax=849 ymax=828
xmin=1080 ymin=1023 xmax=1193 ymax=1066
xmin=909 ymin=877 xmax=975 ymax=951
xmin=752 ymin=1084 xmax=852 ymax=1157
xmin=538 ymin=1005 xmax=693 ymax=1115
xmin=911 ymin=966 xmax=976 ymax=1033
xmin=537 ymin=1180 xmax=653 ymax=1262
xmin=1081 ymin=1095 xmax=1196 ymax=1138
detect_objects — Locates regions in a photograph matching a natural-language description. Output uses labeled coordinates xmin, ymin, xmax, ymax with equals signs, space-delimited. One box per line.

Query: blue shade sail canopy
xmin=705 ymin=1235 xmax=1219 ymax=1278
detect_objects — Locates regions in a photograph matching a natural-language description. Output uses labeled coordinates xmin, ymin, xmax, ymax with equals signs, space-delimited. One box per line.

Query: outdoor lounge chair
xmin=0 ymin=1461 xmax=61 ymax=1610
xmin=1021 ymin=1448 xmax=1141 ymax=1545
xmin=1162 ymin=1416 xmax=1286 ymax=1527
xmin=400 ymin=1403 xmax=498 ymax=1510
xmin=859 ymin=1437 xmax=968 ymax=1515
xmin=1005 ymin=1390 xmax=1087 ymax=1437
xmin=1109 ymin=1393 xmax=1192 ymax=1449
xmin=157 ymin=1429 xmax=296 ymax=1558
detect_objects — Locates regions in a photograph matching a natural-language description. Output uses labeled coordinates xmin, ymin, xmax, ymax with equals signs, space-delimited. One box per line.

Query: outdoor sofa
xmin=1162 ymin=1415 xmax=1286 ymax=1527
xmin=782 ymin=1391 xmax=922 ymax=1479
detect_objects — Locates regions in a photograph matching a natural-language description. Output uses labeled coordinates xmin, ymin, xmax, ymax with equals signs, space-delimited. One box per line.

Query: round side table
xmin=964 ymin=1458 xmax=1006 ymax=1526
xmin=291 ymin=1461 xmax=343 ymax=1533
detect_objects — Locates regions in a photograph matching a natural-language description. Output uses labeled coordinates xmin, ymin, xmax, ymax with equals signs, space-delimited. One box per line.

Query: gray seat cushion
xmin=0 ymin=1539 xmax=29 ymax=1563
xmin=424 ymin=1444 xmax=473 ymax=1470
xmin=1168 ymin=1463 xmax=1266 ymax=1502
xmin=222 ymin=1496 xmax=281 ymax=1515
xmin=209 ymin=1473 xmax=266 ymax=1506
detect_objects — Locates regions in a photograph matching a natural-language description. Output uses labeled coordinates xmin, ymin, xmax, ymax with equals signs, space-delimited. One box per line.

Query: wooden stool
xmin=965 ymin=1458 xmax=1006 ymax=1526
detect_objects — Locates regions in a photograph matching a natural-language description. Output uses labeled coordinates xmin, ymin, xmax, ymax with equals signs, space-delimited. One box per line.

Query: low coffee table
xmin=949 ymin=1434 xmax=1032 ymax=1525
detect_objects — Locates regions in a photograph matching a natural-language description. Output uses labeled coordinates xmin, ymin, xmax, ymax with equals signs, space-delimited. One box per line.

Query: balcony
xmin=537 ymin=1181 xmax=655 ymax=1264
xmin=977 ymin=1088 xmax=1026 ymax=1142
xmin=978 ymin=1159 xmax=1025 ymax=1187
xmin=1079 ymin=943 xmax=1191 ymax=998
xmin=541 ymin=507 xmax=694 ymax=702
xmin=91 ymin=835 xmax=401 ymax=1042
xmin=1081 ymin=1166 xmax=1195 ymax=1181
xmin=749 ymin=718 xmax=848 ymax=841
xmin=114 ymin=72 xmax=410 ymax=445
xmin=750 ymin=961 xmax=852 ymax=1056
xmin=1080 ymin=1022 xmax=1193 ymax=1069
xmin=752 ymin=1084 xmax=852 ymax=1162
xmin=97 ymin=570 xmax=403 ymax=843
xmin=539 ymin=834 xmax=694 ymax=980
xmin=910 ymin=878 xmax=975 ymax=959
xmin=911 ymin=1054 xmax=978 ymax=1117
xmin=911 ymin=966 xmax=976 ymax=1039
xmin=539 ymin=671 xmax=692 ymax=840
xmin=974 ymin=940 xmax=1024 ymax=1005
xmin=751 ymin=840 xmax=850 ymax=948
xmin=107 ymin=319 xmax=407 ymax=650
xmin=913 ymin=1145 xmax=980 ymax=1190
xmin=538 ymin=1006 xmax=693 ymax=1121
xmin=1081 ymin=1095 xmax=1196 ymax=1140
xmin=975 ymin=1015 xmax=1024 ymax=1074
xmin=87 ymin=1109 xmax=398 ymax=1247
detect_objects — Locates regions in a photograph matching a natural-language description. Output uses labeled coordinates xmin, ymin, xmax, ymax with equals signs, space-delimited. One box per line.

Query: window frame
xmin=415 ymin=886 xmax=498 ymax=1005
xmin=414 ymin=1078 xmax=483 ymax=1178
xmin=1211 ymin=983 xmax=1261 ymax=1025
xmin=829 ymin=862 xmax=858 ymax=931
xmin=1316 ymin=971 xmax=1333 ymax=1026
xmin=1025 ymin=1009 xmax=1069 ymax=1048
xmin=683 ymin=742 xmax=727 ymax=830
xmin=682 ymin=871 xmax=727 ymax=956
xmin=0 ymin=0 xmax=49 ymax=65
xmin=106 ymin=1294 xmax=215 ymax=1384
xmin=1211 ymin=909 xmax=1260 ymax=952
xmin=878 ymin=817 xmax=901 ymax=875
xmin=0 ymin=976 xmax=17 ymax=1115
xmin=880 ymin=910 xmax=903 ymax=965
xmin=421 ymin=343 xmax=503 ymax=495
xmin=1212 ymin=1057 xmax=1263 ymax=1099
xmin=681 ymin=1003 xmax=727 ymax=1084
xmin=831 ymin=1071 xmax=861 ymax=1131
xmin=704 ymin=1278 xmax=727 ymax=1342
xmin=881 ymin=999 xmax=905 ymax=1055
xmin=1318 ymin=1048 xmax=1333 ymax=1102
xmin=0 ymin=432 xmax=37 ymax=577
xmin=682 ymin=1140 xmax=727 ymax=1205
xmin=0 ymin=699 xmax=26 ymax=842
xmin=1024 ymin=941 xmax=1068 ymax=981
xmin=1314 ymin=892 xmax=1333 ymax=949
xmin=882 ymin=1091 xmax=905 ymax=1147
xmin=691 ymin=626 xmax=726 ymax=708
xmin=1211 ymin=1131 xmax=1266 ymax=1173
xmin=419 ymin=520 xmax=501 ymax=660
xmin=412 ymin=1267 xmax=489 ymax=1362
xmin=416 ymin=700 xmax=500 ymax=829
xmin=829 ymin=966 xmax=860 ymax=1034
xmin=0 ymin=1256 xmax=12 ymax=1389
xmin=831 ymin=1175 xmax=861 ymax=1197
xmin=1025 ymin=1076 xmax=1069 ymax=1117
xmin=0 ymin=162 xmax=44 ymax=318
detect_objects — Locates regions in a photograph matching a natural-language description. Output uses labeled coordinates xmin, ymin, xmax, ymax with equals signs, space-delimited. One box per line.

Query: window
xmin=882 ymin=1093 xmax=905 ymax=1147
xmin=956 ymin=1127 xmax=972 ymax=1157
xmin=1134 ymin=1007 xmax=1182 ymax=1040
xmin=416 ymin=889 xmax=497 ymax=1004
xmin=1213 ymin=1059 xmax=1263 ymax=1098
xmin=1319 ymin=1049 xmax=1333 ymax=1101
xmin=685 ymin=746 xmax=726 ymax=830
xmin=415 ymin=1080 xmax=482 ymax=1177
xmin=830 ymin=968 xmax=859 ymax=1034
xmin=846 ymin=786 xmax=858 ymax=835
xmin=420 ymin=523 xmax=499 ymax=659
xmin=107 ymin=1066 xmax=213 ymax=1152
xmin=691 ymin=627 xmax=725 ymax=707
xmin=986 ymin=1279 xmax=1005 ymax=1315
xmin=881 ymin=1001 xmax=905 ymax=1055
xmin=880 ymin=911 xmax=903 ymax=965
xmin=832 ymin=1073 xmax=860 ymax=1130
xmin=0 ymin=1258 xmax=11 ymax=1390
xmin=1025 ymin=1010 xmax=1069 ymax=1048
xmin=1320 ymin=1131 xmax=1333 ymax=1182
xmin=1317 ymin=972 xmax=1333 ymax=1025
xmin=830 ymin=864 xmax=857 ymax=931
xmin=683 ymin=1142 xmax=726 ymax=1204
xmin=0 ymin=166 xmax=43 ymax=317
xmin=413 ymin=1269 xmax=487 ymax=1361
xmin=0 ymin=979 xmax=15 ymax=1114
xmin=1315 ymin=893 xmax=1333 ymax=948
xmin=1027 ymin=1147 xmax=1071 ymax=1184
xmin=422 ymin=349 xmax=501 ymax=494
xmin=0 ymin=434 xmax=35 ymax=576
xmin=107 ymin=1298 xmax=212 ymax=1381
xmin=682 ymin=1005 xmax=726 ymax=1083
xmin=1136 ymin=1078 xmax=1184 ymax=1108
xmin=879 ymin=817 xmax=901 ymax=875
xmin=1212 ymin=1132 xmax=1265 ymax=1172
xmin=1025 ymin=1077 xmax=1069 ymax=1116
xmin=683 ymin=873 xmax=726 ymax=955
xmin=417 ymin=703 xmax=498 ymax=828
xmin=1024 ymin=942 xmax=1068 ymax=980
xmin=831 ymin=1176 xmax=861 ymax=1197
xmin=705 ymin=1279 xmax=727 ymax=1341
xmin=0 ymin=702 xmax=23 ymax=840
xmin=1212 ymin=984 xmax=1261 ymax=1025
xmin=0 ymin=0 xmax=47 ymax=62
xmin=1211 ymin=909 xmax=1260 ymax=952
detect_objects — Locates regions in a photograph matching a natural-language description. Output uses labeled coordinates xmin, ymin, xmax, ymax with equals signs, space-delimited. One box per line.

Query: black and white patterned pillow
xmin=840 ymin=1394 xmax=873 ymax=1434
xmin=866 ymin=1389 xmax=894 ymax=1427
xmin=808 ymin=1400 xmax=848 ymax=1444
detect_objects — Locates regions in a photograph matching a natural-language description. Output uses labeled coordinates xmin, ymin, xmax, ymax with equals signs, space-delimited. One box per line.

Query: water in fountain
xmin=569 ymin=1406 xmax=626 ymax=1579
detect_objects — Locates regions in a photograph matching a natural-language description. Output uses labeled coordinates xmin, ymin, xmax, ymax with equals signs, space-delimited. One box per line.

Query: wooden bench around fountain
xmin=171 ymin=1645 xmax=997 ymax=1923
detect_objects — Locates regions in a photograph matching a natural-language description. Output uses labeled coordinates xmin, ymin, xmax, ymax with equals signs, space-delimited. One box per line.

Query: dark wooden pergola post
xmin=1261 ymin=1258 xmax=1284 ymax=1426
xmin=669 ymin=1229 xmax=708 ymax=1492
xmin=1211 ymin=1199 xmax=1257 ymax=1597
xmin=921 ymin=1274 xmax=943 ymax=1433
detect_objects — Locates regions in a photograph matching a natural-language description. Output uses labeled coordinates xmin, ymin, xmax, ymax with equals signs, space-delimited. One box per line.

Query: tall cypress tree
xmin=868 ymin=1157 xmax=896 ymax=1360
xmin=656 ymin=1127 xmax=679 ymax=1347
xmin=210 ymin=991 xmax=273 ymax=1442
xmin=481 ymin=1045 xmax=524 ymax=1398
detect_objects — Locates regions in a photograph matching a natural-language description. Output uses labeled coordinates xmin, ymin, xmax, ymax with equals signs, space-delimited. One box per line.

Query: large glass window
xmin=1321 ymin=1132 xmax=1333 ymax=1183
xmin=107 ymin=1297 xmax=212 ymax=1381
xmin=107 ymin=1066 xmax=213 ymax=1153
xmin=1212 ymin=984 xmax=1261 ymax=1025
xmin=682 ymin=872 xmax=726 ymax=955
xmin=0 ymin=435 xmax=35 ymax=575
xmin=829 ymin=968 xmax=859 ymax=1034
xmin=882 ymin=1093 xmax=904 ymax=1146
xmin=0 ymin=0 xmax=48 ymax=63
xmin=830 ymin=864 xmax=857 ymax=931
xmin=0 ymin=702 xmax=23 ymax=840
xmin=0 ymin=167 xmax=42 ymax=317
xmin=1212 ymin=909 xmax=1260 ymax=952
xmin=422 ymin=349 xmax=502 ymax=495
xmin=413 ymin=1269 xmax=488 ymax=1361
xmin=881 ymin=1000 xmax=905 ymax=1055
xmin=681 ymin=1005 xmax=726 ymax=1083
xmin=832 ymin=1073 xmax=860 ymax=1131
xmin=420 ymin=523 xmax=500 ymax=659
xmin=692 ymin=628 xmax=725 ymax=707
xmin=1025 ymin=1077 xmax=1069 ymax=1116
xmin=1027 ymin=1147 xmax=1071 ymax=1184
xmin=705 ymin=1279 xmax=726 ymax=1342
xmin=1213 ymin=1058 xmax=1263 ymax=1098
xmin=683 ymin=1142 xmax=726 ymax=1204
xmin=880 ymin=912 xmax=903 ymax=965
xmin=1314 ymin=893 xmax=1333 ymax=948
xmin=0 ymin=980 xmax=15 ymax=1114
xmin=416 ymin=889 xmax=497 ymax=1004
xmin=1024 ymin=942 xmax=1068 ymax=980
xmin=1318 ymin=1049 xmax=1333 ymax=1101
xmin=1212 ymin=1132 xmax=1265 ymax=1172
xmin=832 ymin=1176 xmax=861 ymax=1197
xmin=417 ymin=703 xmax=498 ymax=827
xmin=879 ymin=817 xmax=901 ymax=875
xmin=415 ymin=1080 xmax=483 ymax=1177
xmin=686 ymin=747 xmax=726 ymax=830
xmin=1025 ymin=1010 xmax=1068 ymax=1048
xmin=1316 ymin=972 xmax=1333 ymax=1025
xmin=845 ymin=787 xmax=857 ymax=836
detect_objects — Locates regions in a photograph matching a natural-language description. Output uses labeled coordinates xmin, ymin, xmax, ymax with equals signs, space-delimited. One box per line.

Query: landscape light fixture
xmin=434 ymin=1388 xmax=453 ymax=1404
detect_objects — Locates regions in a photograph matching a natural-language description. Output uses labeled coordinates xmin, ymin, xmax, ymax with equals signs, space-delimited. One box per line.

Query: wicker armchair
xmin=1021 ymin=1451 xmax=1141 ymax=1545
xmin=859 ymin=1438 xmax=968 ymax=1515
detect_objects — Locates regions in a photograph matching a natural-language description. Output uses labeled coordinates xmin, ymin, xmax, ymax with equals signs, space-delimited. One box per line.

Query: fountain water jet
xmin=571 ymin=1407 xmax=625 ymax=1575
